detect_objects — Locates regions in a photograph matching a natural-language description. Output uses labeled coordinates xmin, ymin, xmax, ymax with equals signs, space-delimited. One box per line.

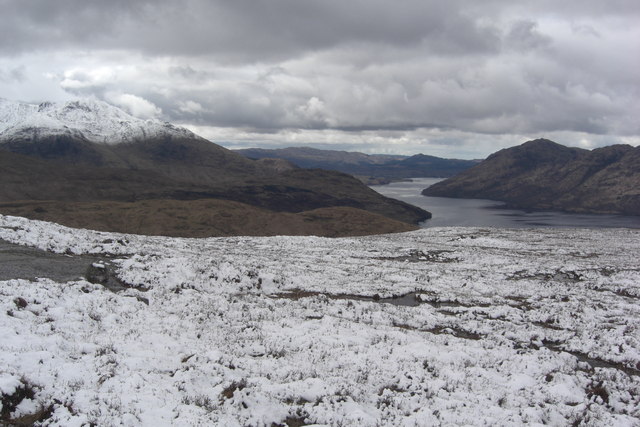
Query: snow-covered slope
xmin=0 ymin=98 xmax=196 ymax=144
xmin=1 ymin=216 xmax=639 ymax=426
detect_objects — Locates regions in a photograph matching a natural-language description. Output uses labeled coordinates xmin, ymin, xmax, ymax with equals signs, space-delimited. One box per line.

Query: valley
xmin=1 ymin=99 xmax=638 ymax=426
xmin=2 ymin=2 xmax=638 ymax=426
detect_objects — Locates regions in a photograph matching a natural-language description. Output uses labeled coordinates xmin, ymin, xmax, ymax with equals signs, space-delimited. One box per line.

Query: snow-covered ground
xmin=1 ymin=214 xmax=639 ymax=426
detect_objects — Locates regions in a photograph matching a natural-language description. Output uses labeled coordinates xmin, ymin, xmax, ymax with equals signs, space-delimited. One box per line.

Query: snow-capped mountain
xmin=0 ymin=98 xmax=196 ymax=144
xmin=0 ymin=97 xmax=430 ymax=231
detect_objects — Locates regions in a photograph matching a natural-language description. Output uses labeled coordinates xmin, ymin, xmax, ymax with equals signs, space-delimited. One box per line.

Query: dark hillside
xmin=423 ymin=139 xmax=640 ymax=215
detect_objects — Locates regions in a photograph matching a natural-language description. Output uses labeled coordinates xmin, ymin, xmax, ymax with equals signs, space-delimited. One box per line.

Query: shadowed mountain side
xmin=422 ymin=139 xmax=640 ymax=215
xmin=270 ymin=169 xmax=431 ymax=223
xmin=0 ymin=150 xmax=430 ymax=225
xmin=168 ymin=168 xmax=432 ymax=224
xmin=0 ymin=200 xmax=417 ymax=238
xmin=0 ymin=150 xmax=189 ymax=202
xmin=254 ymin=157 xmax=298 ymax=172
xmin=2 ymin=133 xmax=267 ymax=185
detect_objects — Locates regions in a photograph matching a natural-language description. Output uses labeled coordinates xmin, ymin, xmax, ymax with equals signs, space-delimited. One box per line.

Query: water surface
xmin=0 ymin=240 xmax=98 ymax=281
xmin=373 ymin=178 xmax=640 ymax=229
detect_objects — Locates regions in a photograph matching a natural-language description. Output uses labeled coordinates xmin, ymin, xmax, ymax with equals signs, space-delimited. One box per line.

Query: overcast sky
xmin=1 ymin=0 xmax=638 ymax=158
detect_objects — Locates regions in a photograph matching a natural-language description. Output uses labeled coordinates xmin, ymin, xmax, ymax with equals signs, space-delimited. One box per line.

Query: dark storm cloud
xmin=0 ymin=0 xmax=155 ymax=53
xmin=1 ymin=0 xmax=503 ymax=60
xmin=3 ymin=0 xmax=637 ymax=58
xmin=1 ymin=0 xmax=639 ymax=156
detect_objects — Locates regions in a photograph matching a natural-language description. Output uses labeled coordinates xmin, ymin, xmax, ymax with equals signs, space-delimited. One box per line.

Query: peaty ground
xmin=0 ymin=200 xmax=417 ymax=238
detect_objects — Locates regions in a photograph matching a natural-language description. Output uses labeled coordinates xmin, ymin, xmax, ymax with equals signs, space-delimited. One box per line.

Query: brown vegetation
xmin=0 ymin=133 xmax=430 ymax=237
xmin=0 ymin=199 xmax=417 ymax=238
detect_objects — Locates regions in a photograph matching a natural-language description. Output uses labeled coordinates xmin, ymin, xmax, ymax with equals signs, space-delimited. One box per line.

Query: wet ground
xmin=0 ymin=239 xmax=99 ymax=282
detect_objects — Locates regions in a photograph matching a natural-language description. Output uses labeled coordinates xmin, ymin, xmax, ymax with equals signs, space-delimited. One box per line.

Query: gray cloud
xmin=1 ymin=0 xmax=639 ymax=157
xmin=505 ymin=20 xmax=551 ymax=51
xmin=0 ymin=65 xmax=26 ymax=83
xmin=1 ymin=0 xmax=499 ymax=60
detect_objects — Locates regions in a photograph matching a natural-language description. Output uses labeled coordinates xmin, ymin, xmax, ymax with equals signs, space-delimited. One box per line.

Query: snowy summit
xmin=0 ymin=98 xmax=196 ymax=145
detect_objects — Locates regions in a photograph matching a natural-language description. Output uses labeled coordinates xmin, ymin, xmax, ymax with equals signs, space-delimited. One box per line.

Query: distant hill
xmin=0 ymin=99 xmax=430 ymax=236
xmin=235 ymin=147 xmax=479 ymax=183
xmin=370 ymin=154 xmax=481 ymax=181
xmin=236 ymin=146 xmax=404 ymax=168
xmin=422 ymin=139 xmax=640 ymax=215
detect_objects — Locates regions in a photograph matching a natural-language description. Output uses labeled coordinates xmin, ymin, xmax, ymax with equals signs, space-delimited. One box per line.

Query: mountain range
xmin=235 ymin=147 xmax=479 ymax=184
xmin=0 ymin=98 xmax=430 ymax=237
xmin=423 ymin=138 xmax=640 ymax=215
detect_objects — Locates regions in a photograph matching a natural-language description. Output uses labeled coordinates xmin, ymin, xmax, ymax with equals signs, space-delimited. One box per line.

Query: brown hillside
xmin=0 ymin=135 xmax=430 ymax=236
xmin=0 ymin=199 xmax=417 ymax=238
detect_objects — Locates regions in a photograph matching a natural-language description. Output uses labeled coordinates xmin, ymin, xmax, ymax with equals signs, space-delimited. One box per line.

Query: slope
xmin=422 ymin=139 xmax=640 ymax=215
xmin=0 ymin=99 xmax=430 ymax=235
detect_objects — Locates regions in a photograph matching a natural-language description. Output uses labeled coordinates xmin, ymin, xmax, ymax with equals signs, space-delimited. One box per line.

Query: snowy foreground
xmin=1 ymin=215 xmax=639 ymax=426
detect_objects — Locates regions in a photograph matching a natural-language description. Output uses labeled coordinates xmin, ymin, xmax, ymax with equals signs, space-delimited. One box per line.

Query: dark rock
xmin=85 ymin=263 xmax=109 ymax=284
xmin=13 ymin=297 xmax=27 ymax=309
xmin=1 ymin=379 xmax=53 ymax=426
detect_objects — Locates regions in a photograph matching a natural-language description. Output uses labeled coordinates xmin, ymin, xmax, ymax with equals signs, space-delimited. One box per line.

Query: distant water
xmin=372 ymin=178 xmax=640 ymax=229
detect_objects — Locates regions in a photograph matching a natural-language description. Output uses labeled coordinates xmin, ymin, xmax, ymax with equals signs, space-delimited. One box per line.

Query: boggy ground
xmin=0 ymin=240 xmax=101 ymax=282
xmin=1 ymin=216 xmax=639 ymax=426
